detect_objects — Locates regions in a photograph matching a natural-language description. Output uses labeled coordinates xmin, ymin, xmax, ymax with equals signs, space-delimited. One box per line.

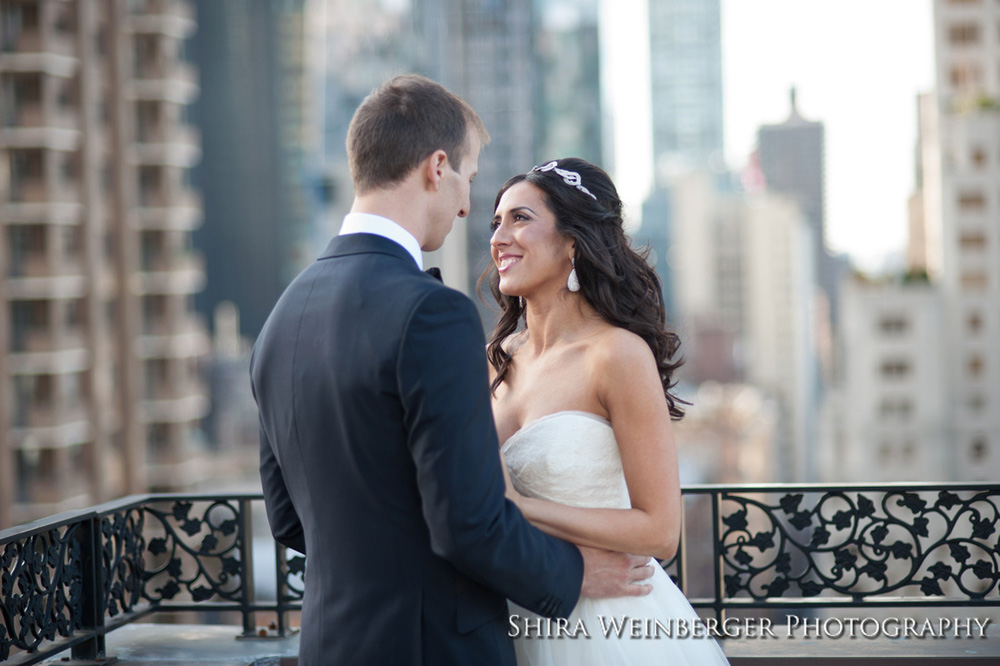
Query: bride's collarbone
xmin=502 ymin=372 xmax=605 ymax=426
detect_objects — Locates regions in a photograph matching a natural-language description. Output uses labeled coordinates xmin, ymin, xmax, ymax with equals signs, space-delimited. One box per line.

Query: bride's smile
xmin=490 ymin=181 xmax=575 ymax=298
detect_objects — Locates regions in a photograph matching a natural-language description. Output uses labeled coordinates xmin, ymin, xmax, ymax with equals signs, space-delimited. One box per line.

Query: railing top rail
xmin=681 ymin=481 xmax=1000 ymax=494
xmin=0 ymin=492 xmax=267 ymax=543
xmin=6 ymin=483 xmax=999 ymax=542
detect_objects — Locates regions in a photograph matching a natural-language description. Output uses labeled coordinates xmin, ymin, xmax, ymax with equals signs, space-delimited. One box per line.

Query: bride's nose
xmin=490 ymin=221 xmax=509 ymax=247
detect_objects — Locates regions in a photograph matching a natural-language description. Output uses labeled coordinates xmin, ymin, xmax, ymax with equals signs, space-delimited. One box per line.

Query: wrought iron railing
xmin=2 ymin=484 xmax=999 ymax=664
xmin=666 ymin=483 xmax=1000 ymax=620
xmin=0 ymin=493 xmax=303 ymax=665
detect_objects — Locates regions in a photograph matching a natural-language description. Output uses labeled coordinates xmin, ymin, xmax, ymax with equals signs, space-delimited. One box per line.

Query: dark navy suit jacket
xmin=251 ymin=233 xmax=584 ymax=665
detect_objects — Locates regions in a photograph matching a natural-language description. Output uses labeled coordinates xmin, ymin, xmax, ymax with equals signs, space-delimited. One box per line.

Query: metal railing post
xmin=711 ymin=491 xmax=724 ymax=626
xmin=677 ymin=502 xmax=687 ymax=594
xmin=71 ymin=514 xmax=108 ymax=661
xmin=237 ymin=499 xmax=256 ymax=637
xmin=274 ymin=542 xmax=290 ymax=637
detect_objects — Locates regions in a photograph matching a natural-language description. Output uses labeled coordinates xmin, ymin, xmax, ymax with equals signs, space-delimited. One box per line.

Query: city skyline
xmin=722 ymin=0 xmax=935 ymax=271
xmin=605 ymin=0 xmax=935 ymax=271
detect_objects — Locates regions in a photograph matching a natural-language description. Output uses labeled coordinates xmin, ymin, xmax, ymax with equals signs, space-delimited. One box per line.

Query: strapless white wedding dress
xmin=502 ymin=411 xmax=730 ymax=666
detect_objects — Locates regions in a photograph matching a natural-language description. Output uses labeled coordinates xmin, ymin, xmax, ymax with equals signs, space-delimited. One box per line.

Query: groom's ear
xmin=421 ymin=149 xmax=448 ymax=192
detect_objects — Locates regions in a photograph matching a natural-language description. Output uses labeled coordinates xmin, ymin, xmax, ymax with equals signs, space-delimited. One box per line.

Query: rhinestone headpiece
xmin=531 ymin=161 xmax=597 ymax=200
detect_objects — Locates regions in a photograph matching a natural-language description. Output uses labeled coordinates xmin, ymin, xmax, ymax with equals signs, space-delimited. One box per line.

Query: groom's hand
xmin=578 ymin=546 xmax=654 ymax=598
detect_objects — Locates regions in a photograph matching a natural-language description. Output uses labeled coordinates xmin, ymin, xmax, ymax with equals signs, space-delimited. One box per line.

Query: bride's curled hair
xmin=481 ymin=157 xmax=686 ymax=420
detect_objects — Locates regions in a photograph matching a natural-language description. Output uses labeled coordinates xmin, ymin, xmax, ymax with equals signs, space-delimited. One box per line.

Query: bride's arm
xmin=510 ymin=330 xmax=682 ymax=561
xmin=487 ymin=351 xmax=521 ymax=502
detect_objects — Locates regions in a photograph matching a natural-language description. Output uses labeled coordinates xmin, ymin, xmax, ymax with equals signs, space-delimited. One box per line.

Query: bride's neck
xmin=522 ymin=294 xmax=599 ymax=354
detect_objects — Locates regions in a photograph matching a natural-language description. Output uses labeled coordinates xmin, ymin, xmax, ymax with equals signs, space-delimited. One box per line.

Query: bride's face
xmin=490 ymin=181 xmax=575 ymax=298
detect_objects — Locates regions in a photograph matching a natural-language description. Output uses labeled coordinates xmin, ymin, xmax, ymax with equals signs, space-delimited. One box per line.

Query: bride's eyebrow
xmin=493 ymin=206 xmax=536 ymax=224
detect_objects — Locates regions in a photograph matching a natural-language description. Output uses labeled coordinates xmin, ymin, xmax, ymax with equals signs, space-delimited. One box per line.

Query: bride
xmin=484 ymin=158 xmax=730 ymax=665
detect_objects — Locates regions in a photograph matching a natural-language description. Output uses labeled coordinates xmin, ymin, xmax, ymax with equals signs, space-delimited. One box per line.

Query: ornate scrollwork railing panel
xmin=282 ymin=547 xmax=305 ymax=604
xmin=100 ymin=508 xmax=146 ymax=619
xmin=0 ymin=523 xmax=83 ymax=661
xmin=714 ymin=487 xmax=1000 ymax=605
xmin=141 ymin=498 xmax=246 ymax=606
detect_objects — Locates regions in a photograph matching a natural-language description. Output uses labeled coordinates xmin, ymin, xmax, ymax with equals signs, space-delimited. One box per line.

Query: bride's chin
xmin=497 ymin=282 xmax=519 ymax=298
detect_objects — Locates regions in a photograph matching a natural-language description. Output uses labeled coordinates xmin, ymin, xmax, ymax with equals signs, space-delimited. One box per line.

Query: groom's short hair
xmin=347 ymin=74 xmax=489 ymax=195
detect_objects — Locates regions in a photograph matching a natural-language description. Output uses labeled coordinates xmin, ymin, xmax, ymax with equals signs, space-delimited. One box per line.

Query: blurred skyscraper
xmin=534 ymin=0 xmax=602 ymax=165
xmin=757 ymin=90 xmax=824 ymax=258
xmin=832 ymin=274 xmax=946 ymax=482
xmin=668 ymin=172 xmax=819 ymax=482
xmin=0 ymin=0 xmax=210 ymax=527
xmin=318 ymin=0 xmax=419 ymax=239
xmin=189 ymin=0 xmax=319 ymax=339
xmin=417 ymin=0 xmax=541 ymax=310
xmin=929 ymin=0 xmax=999 ymax=479
xmin=832 ymin=0 xmax=999 ymax=482
xmin=639 ymin=0 xmax=724 ymax=323
xmin=314 ymin=1 xmax=605 ymax=321
xmin=647 ymin=0 xmax=723 ymax=178
xmin=757 ymin=89 xmax=847 ymax=334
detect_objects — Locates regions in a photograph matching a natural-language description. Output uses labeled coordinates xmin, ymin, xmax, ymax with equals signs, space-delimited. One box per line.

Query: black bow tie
xmin=425 ymin=267 xmax=442 ymax=282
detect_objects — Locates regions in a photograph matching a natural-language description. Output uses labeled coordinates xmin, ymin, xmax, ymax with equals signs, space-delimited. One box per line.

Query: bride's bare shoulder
xmin=589 ymin=326 xmax=656 ymax=374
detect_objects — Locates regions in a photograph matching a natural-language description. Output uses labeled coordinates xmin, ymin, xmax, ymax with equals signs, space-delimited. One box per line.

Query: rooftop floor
xmin=34 ymin=621 xmax=1000 ymax=665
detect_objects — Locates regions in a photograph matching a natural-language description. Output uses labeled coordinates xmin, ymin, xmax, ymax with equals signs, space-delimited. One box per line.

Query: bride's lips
xmin=497 ymin=254 xmax=521 ymax=273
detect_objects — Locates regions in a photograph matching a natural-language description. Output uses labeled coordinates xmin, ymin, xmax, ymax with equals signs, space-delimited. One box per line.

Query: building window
xmin=949 ymin=23 xmax=980 ymax=45
xmin=879 ymin=315 xmax=909 ymax=335
xmin=970 ymin=437 xmax=987 ymax=462
xmin=879 ymin=397 xmax=913 ymax=419
xmin=65 ymin=299 xmax=84 ymax=328
xmin=880 ymin=359 xmax=911 ymax=379
xmin=958 ymin=190 xmax=986 ymax=211
xmin=959 ymin=230 xmax=987 ymax=250
xmin=971 ymin=146 xmax=987 ymax=168
xmin=949 ymin=62 xmax=982 ymax=89
xmin=8 ymin=148 xmax=43 ymax=200
xmin=147 ymin=423 xmax=171 ymax=455
xmin=879 ymin=441 xmax=891 ymax=464
xmin=145 ymin=358 xmax=170 ymax=399
xmin=967 ymin=311 xmax=983 ymax=334
xmin=10 ymin=300 xmax=48 ymax=351
xmin=968 ymin=354 xmax=985 ymax=378
xmin=902 ymin=440 xmax=915 ymax=463
xmin=961 ymin=271 xmax=989 ymax=290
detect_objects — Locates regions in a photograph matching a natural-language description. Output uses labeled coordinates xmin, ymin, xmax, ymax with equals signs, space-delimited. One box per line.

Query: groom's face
xmin=424 ymin=129 xmax=480 ymax=251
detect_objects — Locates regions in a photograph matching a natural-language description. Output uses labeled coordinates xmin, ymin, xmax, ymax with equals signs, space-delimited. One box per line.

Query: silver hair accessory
xmin=531 ymin=161 xmax=597 ymax=200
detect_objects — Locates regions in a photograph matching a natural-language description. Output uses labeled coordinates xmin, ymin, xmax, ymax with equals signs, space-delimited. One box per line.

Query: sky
xmin=605 ymin=0 xmax=936 ymax=272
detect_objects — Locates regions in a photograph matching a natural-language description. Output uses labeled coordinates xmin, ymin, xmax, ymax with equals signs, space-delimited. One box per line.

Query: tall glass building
xmin=648 ymin=0 xmax=724 ymax=180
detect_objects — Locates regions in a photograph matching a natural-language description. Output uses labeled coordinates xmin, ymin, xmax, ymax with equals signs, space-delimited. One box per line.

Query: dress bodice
xmin=502 ymin=414 xmax=733 ymax=665
xmin=501 ymin=411 xmax=631 ymax=510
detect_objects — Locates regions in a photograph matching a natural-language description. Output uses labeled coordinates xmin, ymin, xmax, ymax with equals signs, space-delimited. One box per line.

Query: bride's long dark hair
xmin=479 ymin=157 xmax=686 ymax=421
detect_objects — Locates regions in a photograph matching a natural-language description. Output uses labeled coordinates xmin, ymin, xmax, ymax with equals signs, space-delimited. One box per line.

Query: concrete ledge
xmin=41 ymin=624 xmax=299 ymax=666
xmin=35 ymin=622 xmax=1000 ymax=665
xmin=722 ymin=623 xmax=1000 ymax=664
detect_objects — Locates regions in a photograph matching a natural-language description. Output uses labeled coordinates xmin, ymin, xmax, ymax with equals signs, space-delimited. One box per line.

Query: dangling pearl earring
xmin=567 ymin=257 xmax=580 ymax=292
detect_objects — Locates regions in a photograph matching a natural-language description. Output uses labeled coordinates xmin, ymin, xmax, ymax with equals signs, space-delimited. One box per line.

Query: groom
xmin=251 ymin=75 xmax=653 ymax=666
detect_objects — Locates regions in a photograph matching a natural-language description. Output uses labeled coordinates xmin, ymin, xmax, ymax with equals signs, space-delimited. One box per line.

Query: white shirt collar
xmin=339 ymin=212 xmax=424 ymax=270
